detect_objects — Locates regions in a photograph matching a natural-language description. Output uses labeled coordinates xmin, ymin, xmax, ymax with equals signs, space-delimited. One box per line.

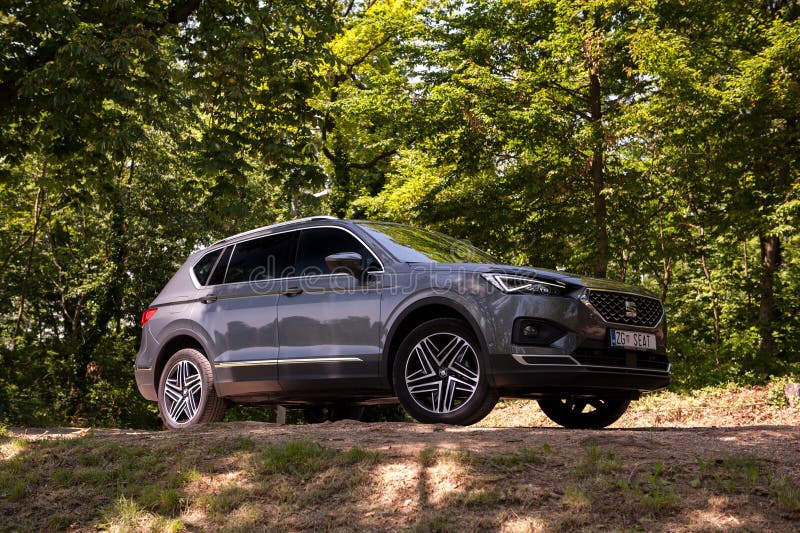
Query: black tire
xmin=393 ymin=318 xmax=498 ymax=425
xmin=537 ymin=397 xmax=630 ymax=429
xmin=157 ymin=348 xmax=226 ymax=430
xmin=303 ymin=404 xmax=365 ymax=423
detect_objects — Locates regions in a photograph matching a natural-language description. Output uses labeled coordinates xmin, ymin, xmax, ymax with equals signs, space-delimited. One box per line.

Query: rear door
xmin=194 ymin=231 xmax=297 ymax=394
xmin=277 ymin=226 xmax=384 ymax=392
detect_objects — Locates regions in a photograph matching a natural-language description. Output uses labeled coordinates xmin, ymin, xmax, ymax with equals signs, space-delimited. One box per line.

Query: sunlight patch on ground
xmin=0 ymin=439 xmax=28 ymax=460
xmin=686 ymin=508 xmax=742 ymax=531
xmin=369 ymin=460 xmax=421 ymax=512
xmin=499 ymin=515 xmax=547 ymax=533
xmin=424 ymin=455 xmax=468 ymax=505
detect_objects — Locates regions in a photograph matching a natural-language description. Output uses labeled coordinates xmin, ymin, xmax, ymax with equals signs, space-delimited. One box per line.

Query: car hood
xmin=421 ymin=263 xmax=659 ymax=298
xmin=500 ymin=266 xmax=660 ymax=297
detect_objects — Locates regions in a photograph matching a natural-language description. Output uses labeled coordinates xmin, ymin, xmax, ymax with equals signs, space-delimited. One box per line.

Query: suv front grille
xmin=586 ymin=290 xmax=663 ymax=328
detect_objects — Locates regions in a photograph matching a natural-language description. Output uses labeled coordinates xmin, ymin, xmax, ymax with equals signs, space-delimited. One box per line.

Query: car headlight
xmin=481 ymin=273 xmax=565 ymax=295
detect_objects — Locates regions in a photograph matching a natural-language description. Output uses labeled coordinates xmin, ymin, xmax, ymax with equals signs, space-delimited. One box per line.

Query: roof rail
xmin=213 ymin=216 xmax=339 ymax=246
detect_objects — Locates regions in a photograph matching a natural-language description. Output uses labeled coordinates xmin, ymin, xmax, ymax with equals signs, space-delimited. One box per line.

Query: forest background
xmin=1 ymin=0 xmax=798 ymax=428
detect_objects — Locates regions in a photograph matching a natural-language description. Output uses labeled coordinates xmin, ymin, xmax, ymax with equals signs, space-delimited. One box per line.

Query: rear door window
xmin=225 ymin=232 xmax=296 ymax=284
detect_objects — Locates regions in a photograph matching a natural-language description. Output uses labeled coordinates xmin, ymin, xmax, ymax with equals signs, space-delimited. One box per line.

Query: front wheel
xmin=393 ymin=318 xmax=498 ymax=425
xmin=537 ymin=397 xmax=630 ymax=429
xmin=158 ymin=348 xmax=226 ymax=429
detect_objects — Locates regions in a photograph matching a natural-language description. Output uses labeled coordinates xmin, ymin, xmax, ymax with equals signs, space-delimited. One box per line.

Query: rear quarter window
xmin=192 ymin=249 xmax=222 ymax=285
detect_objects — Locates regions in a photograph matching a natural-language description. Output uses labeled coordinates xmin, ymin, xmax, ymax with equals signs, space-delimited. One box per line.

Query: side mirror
xmin=325 ymin=252 xmax=364 ymax=277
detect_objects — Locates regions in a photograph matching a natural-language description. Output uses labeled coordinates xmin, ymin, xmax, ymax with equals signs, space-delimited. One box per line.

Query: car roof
xmin=208 ymin=216 xmax=342 ymax=248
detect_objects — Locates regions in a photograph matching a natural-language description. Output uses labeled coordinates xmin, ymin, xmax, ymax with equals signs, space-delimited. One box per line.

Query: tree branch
xmin=346 ymin=35 xmax=392 ymax=74
xmin=350 ymin=147 xmax=398 ymax=169
xmin=322 ymin=145 xmax=336 ymax=162
xmin=167 ymin=0 xmax=202 ymax=24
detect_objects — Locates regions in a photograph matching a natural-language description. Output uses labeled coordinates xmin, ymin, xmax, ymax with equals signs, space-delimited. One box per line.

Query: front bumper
xmin=489 ymin=352 xmax=670 ymax=397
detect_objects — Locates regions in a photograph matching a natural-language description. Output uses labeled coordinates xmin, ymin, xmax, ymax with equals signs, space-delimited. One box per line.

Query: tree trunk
xmin=757 ymin=234 xmax=780 ymax=369
xmin=657 ymin=215 xmax=672 ymax=302
xmin=586 ymin=39 xmax=607 ymax=278
xmin=11 ymin=185 xmax=46 ymax=353
xmin=70 ymin=172 xmax=128 ymax=418
xmin=329 ymin=148 xmax=351 ymax=219
xmin=699 ymin=253 xmax=721 ymax=361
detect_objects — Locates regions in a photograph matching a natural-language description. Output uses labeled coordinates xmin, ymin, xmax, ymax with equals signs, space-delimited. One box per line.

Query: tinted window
xmin=192 ymin=249 xmax=222 ymax=285
xmin=296 ymin=228 xmax=380 ymax=276
xmin=225 ymin=232 xmax=296 ymax=284
xmin=359 ymin=221 xmax=496 ymax=264
xmin=207 ymin=245 xmax=232 ymax=285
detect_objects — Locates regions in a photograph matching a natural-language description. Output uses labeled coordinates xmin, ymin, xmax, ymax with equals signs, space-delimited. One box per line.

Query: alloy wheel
xmin=163 ymin=360 xmax=203 ymax=424
xmin=404 ymin=332 xmax=480 ymax=414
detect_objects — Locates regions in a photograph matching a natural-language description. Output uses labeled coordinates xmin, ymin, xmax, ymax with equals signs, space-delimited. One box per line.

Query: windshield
xmin=358 ymin=221 xmax=497 ymax=264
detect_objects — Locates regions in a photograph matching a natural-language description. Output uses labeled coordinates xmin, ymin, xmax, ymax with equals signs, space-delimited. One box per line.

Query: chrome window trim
xmin=188 ymin=224 xmax=384 ymax=290
xmin=189 ymin=247 xmax=226 ymax=288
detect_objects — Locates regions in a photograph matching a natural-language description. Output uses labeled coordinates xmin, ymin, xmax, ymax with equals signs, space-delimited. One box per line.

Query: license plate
xmin=610 ymin=329 xmax=657 ymax=351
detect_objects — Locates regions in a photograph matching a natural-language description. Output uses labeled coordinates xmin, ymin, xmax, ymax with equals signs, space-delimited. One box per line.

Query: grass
xmin=695 ymin=454 xmax=765 ymax=492
xmin=572 ymin=446 xmax=620 ymax=479
xmin=617 ymin=462 xmax=682 ymax=516
xmin=480 ymin=378 xmax=800 ymax=429
xmin=255 ymin=439 xmax=381 ymax=478
xmin=564 ymin=483 xmax=593 ymax=511
xmin=1 ymin=436 xmax=389 ymax=531
xmin=563 ymin=447 xmax=683 ymax=519
xmin=207 ymin=436 xmax=256 ymax=455
xmin=484 ymin=447 xmax=542 ymax=471
xmin=100 ymin=495 xmax=185 ymax=532
xmin=1 ymin=423 xmax=798 ymax=532
xmin=773 ymin=476 xmax=800 ymax=511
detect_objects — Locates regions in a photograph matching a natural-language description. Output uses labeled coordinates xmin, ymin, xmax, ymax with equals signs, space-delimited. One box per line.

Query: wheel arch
xmin=153 ymin=333 xmax=212 ymax=396
xmin=382 ymin=297 xmax=490 ymax=391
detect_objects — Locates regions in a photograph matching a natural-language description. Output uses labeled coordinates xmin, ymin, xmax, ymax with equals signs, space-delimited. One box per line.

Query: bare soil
xmin=2 ymin=386 xmax=799 ymax=532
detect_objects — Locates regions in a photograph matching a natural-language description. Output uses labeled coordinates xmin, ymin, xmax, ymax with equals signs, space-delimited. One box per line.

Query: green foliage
xmin=1 ymin=1 xmax=799 ymax=429
xmin=773 ymin=476 xmax=800 ymax=512
xmin=695 ymin=454 xmax=766 ymax=493
xmin=572 ymin=446 xmax=620 ymax=479
xmin=767 ymin=374 xmax=800 ymax=408
xmin=484 ymin=448 xmax=543 ymax=471
xmin=255 ymin=439 xmax=379 ymax=478
xmin=616 ymin=462 xmax=682 ymax=516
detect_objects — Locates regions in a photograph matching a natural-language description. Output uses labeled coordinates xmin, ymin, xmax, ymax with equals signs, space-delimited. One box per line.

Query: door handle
xmin=284 ymin=287 xmax=303 ymax=297
xmin=200 ymin=295 xmax=218 ymax=304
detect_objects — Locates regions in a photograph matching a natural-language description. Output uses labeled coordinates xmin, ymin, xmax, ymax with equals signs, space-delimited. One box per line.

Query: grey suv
xmin=135 ymin=217 xmax=669 ymax=429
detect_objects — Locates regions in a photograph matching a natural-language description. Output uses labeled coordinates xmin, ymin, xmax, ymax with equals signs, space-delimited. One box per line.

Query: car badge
xmin=625 ymin=300 xmax=637 ymax=318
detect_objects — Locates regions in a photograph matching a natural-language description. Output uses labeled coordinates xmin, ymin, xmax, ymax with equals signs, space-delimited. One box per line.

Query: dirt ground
xmin=3 ymin=387 xmax=800 ymax=532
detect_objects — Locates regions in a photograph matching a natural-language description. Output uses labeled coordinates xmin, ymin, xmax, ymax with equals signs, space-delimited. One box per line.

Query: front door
xmin=277 ymin=226 xmax=383 ymax=392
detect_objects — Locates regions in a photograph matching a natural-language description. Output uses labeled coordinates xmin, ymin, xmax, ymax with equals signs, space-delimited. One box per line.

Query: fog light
xmin=512 ymin=318 xmax=567 ymax=346
xmin=522 ymin=325 xmax=539 ymax=337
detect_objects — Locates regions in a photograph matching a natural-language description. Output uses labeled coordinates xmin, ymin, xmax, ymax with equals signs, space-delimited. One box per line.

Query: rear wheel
xmin=158 ymin=348 xmax=226 ymax=429
xmin=393 ymin=318 xmax=498 ymax=425
xmin=537 ymin=397 xmax=630 ymax=429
